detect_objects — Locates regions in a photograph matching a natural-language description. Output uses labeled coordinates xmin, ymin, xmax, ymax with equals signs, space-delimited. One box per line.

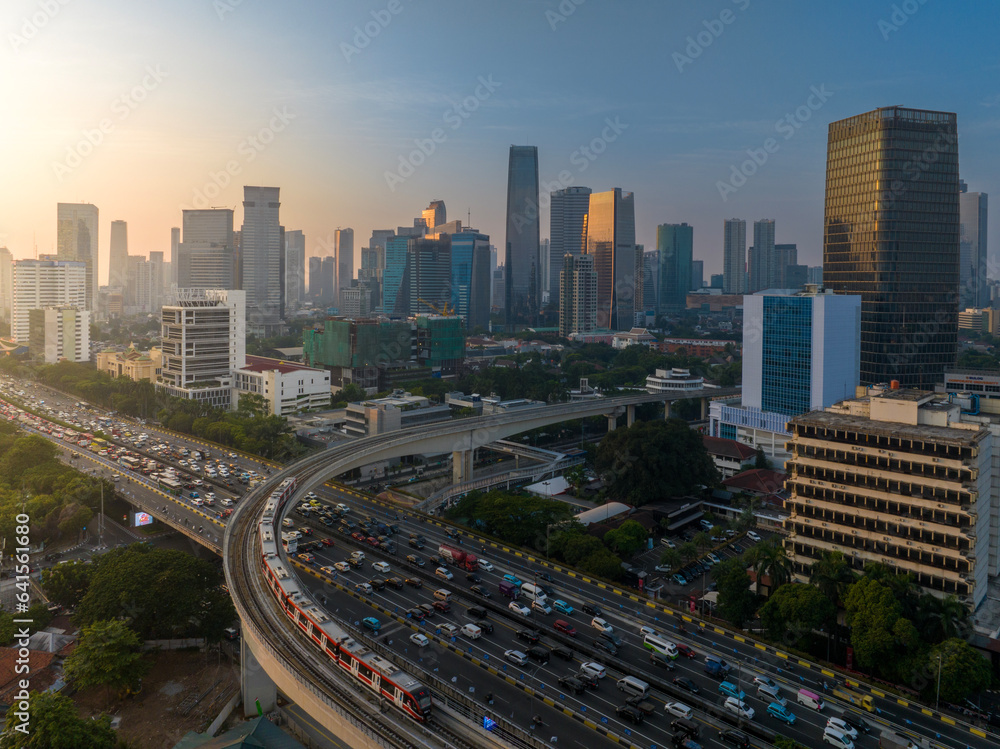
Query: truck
xmin=878 ymin=730 xmax=928 ymax=749
xmin=438 ymin=543 xmax=479 ymax=571
xmin=832 ymin=685 xmax=874 ymax=712
xmin=499 ymin=581 xmax=520 ymax=599
xmin=704 ymin=657 xmax=731 ymax=679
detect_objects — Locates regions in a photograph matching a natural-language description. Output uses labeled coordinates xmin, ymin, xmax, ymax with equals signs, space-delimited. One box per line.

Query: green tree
xmin=754 ymin=447 xmax=771 ymax=469
xmin=913 ymin=594 xmax=970 ymax=645
xmin=65 ymin=620 xmax=149 ymax=699
xmin=564 ymin=464 xmax=587 ymax=494
xmin=692 ymin=531 xmax=712 ymax=554
xmin=713 ymin=558 xmax=760 ymax=628
xmin=923 ymin=638 xmax=992 ymax=704
xmin=446 ymin=491 xmax=574 ymax=551
xmin=759 ymin=583 xmax=835 ymax=646
xmin=603 ymin=519 xmax=648 ymax=556
xmin=773 ymin=738 xmax=808 ymax=749
xmin=809 ymin=551 xmax=857 ymax=607
xmin=659 ymin=548 xmax=682 ymax=570
xmin=679 ymin=541 xmax=699 ymax=565
xmin=577 ymin=548 xmax=624 ymax=580
xmin=746 ymin=539 xmax=792 ymax=598
xmin=595 ymin=419 xmax=719 ymax=506
xmin=0 ymin=691 xmax=117 ymax=749
xmin=843 ymin=576 xmax=906 ymax=673
xmin=338 ymin=383 xmax=367 ymax=403
xmin=41 ymin=561 xmax=94 ymax=608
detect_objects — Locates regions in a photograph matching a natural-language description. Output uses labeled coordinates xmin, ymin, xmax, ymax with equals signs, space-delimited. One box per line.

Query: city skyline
xmin=3 ymin=1 xmax=1000 ymax=287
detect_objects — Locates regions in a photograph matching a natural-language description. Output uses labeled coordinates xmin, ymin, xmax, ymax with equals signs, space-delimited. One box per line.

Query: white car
xmin=822 ymin=727 xmax=855 ymax=749
xmin=410 ymin=633 xmax=430 ymax=648
xmin=334 ymin=561 xmax=350 ymax=572
xmin=747 ymin=531 xmax=761 ymax=542
xmin=753 ymin=675 xmax=777 ymax=689
xmin=724 ymin=697 xmax=755 ymax=720
xmin=435 ymin=567 xmax=453 ymax=580
xmin=579 ymin=661 xmax=606 ymax=679
xmin=504 ymin=649 xmax=528 ymax=666
xmin=372 ymin=561 xmax=391 ymax=574
xmin=663 ymin=701 xmax=692 ymax=719
xmin=532 ymin=600 xmax=552 ymax=615
xmin=478 ymin=559 xmax=495 ymax=572
xmin=509 ymin=601 xmax=531 ymax=616
xmin=639 ymin=625 xmax=658 ymax=637
xmin=826 ymin=718 xmax=858 ymax=740
xmin=439 ymin=623 xmax=459 ymax=637
xmin=350 ymin=551 xmax=365 ymax=561
xmin=591 ymin=617 xmax=613 ymax=633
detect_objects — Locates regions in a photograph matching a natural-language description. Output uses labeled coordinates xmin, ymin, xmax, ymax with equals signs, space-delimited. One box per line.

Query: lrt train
xmin=257 ymin=476 xmax=432 ymax=721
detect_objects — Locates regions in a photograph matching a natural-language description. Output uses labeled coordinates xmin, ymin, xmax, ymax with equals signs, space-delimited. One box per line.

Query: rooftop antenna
xmin=467 ymin=208 xmax=471 ymax=227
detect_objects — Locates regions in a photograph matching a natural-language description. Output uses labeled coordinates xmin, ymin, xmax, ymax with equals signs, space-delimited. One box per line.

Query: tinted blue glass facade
xmin=761 ymin=296 xmax=812 ymax=416
xmin=381 ymin=236 xmax=409 ymax=314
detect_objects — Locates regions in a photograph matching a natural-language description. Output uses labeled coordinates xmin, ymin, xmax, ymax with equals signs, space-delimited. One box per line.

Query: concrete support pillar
xmin=241 ymin=635 xmax=277 ymax=717
xmin=607 ymin=413 xmax=618 ymax=433
xmin=452 ymin=449 xmax=473 ymax=485
xmin=664 ymin=401 xmax=671 ymax=419
xmin=700 ymin=397 xmax=709 ymax=420
xmin=627 ymin=404 xmax=636 ymax=427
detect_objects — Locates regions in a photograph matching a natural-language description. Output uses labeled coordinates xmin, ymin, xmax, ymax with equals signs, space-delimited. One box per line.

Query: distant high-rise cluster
xmin=56 ymin=202 xmax=98 ymax=311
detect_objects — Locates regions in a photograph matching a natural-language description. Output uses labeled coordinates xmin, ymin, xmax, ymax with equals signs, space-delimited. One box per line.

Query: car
xmin=650 ymin=651 xmax=676 ymax=670
xmin=432 ymin=600 xmax=450 ymax=613
xmin=767 ymin=702 xmax=796 ymax=725
xmin=826 ymin=718 xmax=858 ymax=740
xmin=366 ymin=536 xmax=379 ymax=547
xmin=465 ymin=573 xmax=481 ymax=583
xmin=478 ymin=559 xmax=494 ymax=572
xmin=723 ymin=697 xmax=755 ymax=720
xmin=557 ymin=675 xmax=586 ymax=695
xmin=369 ymin=578 xmax=386 ymax=591
xmin=676 ymin=643 xmax=697 ymax=659
xmin=753 ymin=675 xmax=777 ymax=689
xmin=706 ymin=552 xmax=721 ymax=565
xmin=532 ymin=600 xmax=552 ymax=615
xmin=593 ymin=638 xmax=618 ymax=656
xmin=470 ymin=584 xmax=491 ymax=598
xmin=516 ymin=629 xmax=541 ymax=645
xmin=654 ymin=564 xmax=675 ymax=573
xmin=672 ymin=677 xmax=699 ymax=694
xmin=320 ymin=565 xmax=335 ymax=575
xmin=406 ymin=554 xmax=425 ymax=567
xmin=719 ymin=681 xmax=745 ymax=700
xmin=591 ymin=617 xmax=613 ymax=633
xmin=439 ymin=623 xmax=459 ymax=637
xmin=410 ymin=633 xmax=430 ymax=647
xmin=575 ymin=670 xmax=599 ymax=690
xmin=419 ymin=602 xmax=436 ymax=618
xmin=663 ymin=702 xmax=693 ymax=720
xmin=385 ymin=577 xmax=404 ymax=589
xmin=509 ymin=602 xmax=531 ymax=616
xmin=321 ymin=538 xmax=334 ymax=547
xmin=362 ymin=617 xmax=381 ymax=633
xmin=406 ymin=607 xmax=426 ymax=621
xmin=757 ymin=684 xmax=784 ymax=704
xmin=747 ymin=531 xmax=761 ymax=542
xmin=719 ymin=729 xmax=751 ymax=749
xmin=661 ymin=538 xmax=677 ymax=548
xmin=468 ymin=605 xmax=488 ymax=619
xmin=552 ymin=599 xmax=574 ymax=615
xmin=296 ymin=553 xmax=315 ymax=563
xmin=504 ymin=649 xmax=528 ymax=666
xmin=672 ymin=574 xmax=688 ymax=586
xmin=553 ymin=620 xmax=577 ymax=636
xmin=347 ymin=557 xmax=363 ymax=568
xmin=502 ymin=573 xmax=522 ymax=586
xmin=435 ymin=567 xmax=454 ymax=580
xmin=372 ymin=561 xmax=391 ymax=573
xmin=841 ymin=712 xmax=873 ymax=735
xmin=822 ymin=727 xmax=855 ymax=749
xmin=616 ymin=705 xmax=644 ymax=725
xmin=639 ymin=625 xmax=658 ymax=637
xmin=579 ymin=661 xmax=606 ymax=680
xmin=581 ymin=603 xmax=602 ymax=617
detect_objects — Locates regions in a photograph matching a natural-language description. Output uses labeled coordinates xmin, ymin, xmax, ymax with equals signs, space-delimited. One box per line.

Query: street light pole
xmin=936 ymin=652 xmax=943 ymax=711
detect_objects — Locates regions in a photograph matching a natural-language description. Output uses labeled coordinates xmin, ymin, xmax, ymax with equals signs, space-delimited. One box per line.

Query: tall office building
xmin=539 ymin=239 xmax=550 ymax=302
xmin=320 ymin=257 xmax=335 ymax=306
xmin=586 ymin=187 xmax=636 ymax=331
xmin=382 ymin=236 xmax=409 ymax=314
xmin=559 ymin=253 xmax=597 ymax=337
xmin=823 ymin=107 xmax=960 ymax=388
xmin=643 ymin=249 xmax=659 ymax=311
xmin=422 ymin=201 xmax=446 ymax=230
xmin=722 ymin=218 xmax=746 ymax=295
xmin=336 ymin=228 xmax=355 ymax=298
xmin=492 ymin=266 xmax=505 ymax=312
xmin=691 ymin=260 xmax=704 ymax=291
xmin=56 ymin=202 xmax=99 ymax=311
xmin=148 ymin=251 xmax=164 ymax=312
xmin=548 ymin=186 xmax=592 ymax=307
xmin=285 ymin=230 xmax=305 ymax=314
xmin=404 ymin=236 xmax=451 ymax=317
xmin=450 ymin=229 xmax=491 ymax=330
xmin=748 ymin=219 xmax=776 ymax=293
xmin=504 ymin=145 xmax=540 ymax=331
xmin=12 ymin=258 xmax=87 ymax=342
xmin=177 ymin=209 xmax=236 ymax=291
xmin=28 ymin=306 xmax=90 ymax=363
xmin=158 ymin=288 xmax=246 ymax=409
xmin=656 ymin=223 xmax=694 ymax=315
xmin=959 ymin=181 xmax=989 ymax=309
xmin=125 ymin=255 xmax=152 ymax=314
xmin=109 ymin=220 xmax=128 ymax=289
xmin=241 ymin=186 xmax=283 ymax=330
xmin=0 ymin=247 xmax=13 ymax=321
xmin=775 ymin=243 xmax=798 ymax=288
xmin=170 ymin=226 xmax=180 ymax=278
xmin=308 ymin=257 xmax=322 ymax=301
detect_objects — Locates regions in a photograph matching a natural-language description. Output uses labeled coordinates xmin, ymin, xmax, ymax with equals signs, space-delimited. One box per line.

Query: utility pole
xmin=100 ymin=482 xmax=104 ymax=549
xmin=936 ymin=651 xmax=943 ymax=711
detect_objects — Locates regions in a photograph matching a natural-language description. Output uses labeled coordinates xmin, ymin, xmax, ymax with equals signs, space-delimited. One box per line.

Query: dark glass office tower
xmin=548 ymin=186 xmax=592 ymax=307
xmin=823 ymin=107 xmax=959 ymax=389
xmin=504 ymin=145 xmax=540 ymax=331
xmin=656 ymin=223 xmax=693 ymax=315
xmin=586 ymin=188 xmax=636 ymax=330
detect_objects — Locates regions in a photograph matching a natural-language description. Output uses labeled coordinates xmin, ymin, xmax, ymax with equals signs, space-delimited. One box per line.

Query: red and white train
xmin=258 ymin=476 xmax=432 ymax=721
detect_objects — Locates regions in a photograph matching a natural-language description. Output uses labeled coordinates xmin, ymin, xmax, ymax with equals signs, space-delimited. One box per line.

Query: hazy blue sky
xmin=2 ymin=0 xmax=998 ymax=281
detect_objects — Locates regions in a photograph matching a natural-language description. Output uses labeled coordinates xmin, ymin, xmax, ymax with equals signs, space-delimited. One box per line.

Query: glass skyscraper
xmin=823 ymin=106 xmax=959 ymax=389
xmin=548 ymin=186 xmax=591 ymax=307
xmin=504 ymin=145 xmax=540 ymax=331
xmin=656 ymin=223 xmax=693 ymax=315
xmin=450 ymin=229 xmax=491 ymax=331
xmin=240 ymin=186 xmax=283 ymax=329
xmin=586 ymin=188 xmax=635 ymax=330
xmin=381 ymin=235 xmax=409 ymax=314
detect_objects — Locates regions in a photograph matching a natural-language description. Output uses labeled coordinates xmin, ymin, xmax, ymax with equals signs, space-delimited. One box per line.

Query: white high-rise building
xmin=148 ymin=251 xmax=165 ymax=312
xmin=548 ymin=186 xmax=592 ymax=305
xmin=125 ymin=255 xmax=152 ymax=314
xmin=723 ymin=218 xmax=746 ymax=295
xmin=12 ymin=258 xmax=87 ymax=343
xmin=56 ymin=203 xmax=99 ymax=311
xmin=0 ymin=247 xmax=13 ymax=322
xmin=240 ymin=187 xmax=282 ymax=331
xmin=28 ymin=306 xmax=90 ymax=363
xmin=157 ymin=289 xmax=246 ymax=409
xmin=109 ymin=220 xmax=128 ymax=289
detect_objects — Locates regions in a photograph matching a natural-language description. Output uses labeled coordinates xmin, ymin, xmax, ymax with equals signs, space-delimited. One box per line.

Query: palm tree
xmin=660 ymin=548 xmax=682 ymax=571
xmin=679 ymin=541 xmax=699 ymax=565
xmin=693 ymin=531 xmax=712 ymax=555
xmin=809 ymin=551 xmax=858 ymax=607
xmin=748 ymin=539 xmax=791 ymax=597
xmin=915 ymin=595 xmax=969 ymax=644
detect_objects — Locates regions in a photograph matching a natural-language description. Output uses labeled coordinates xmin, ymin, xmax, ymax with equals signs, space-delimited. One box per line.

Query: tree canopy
xmin=65 ymin=620 xmax=149 ymax=698
xmin=445 ymin=490 xmax=574 ymax=551
xmin=759 ymin=583 xmax=835 ymax=647
xmin=0 ymin=691 xmax=117 ymax=749
xmin=713 ymin=558 xmax=760 ymax=628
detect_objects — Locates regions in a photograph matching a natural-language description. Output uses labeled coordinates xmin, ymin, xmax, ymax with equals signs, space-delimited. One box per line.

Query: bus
xmin=119 ymin=456 xmax=140 ymax=471
xmin=281 ymin=532 xmax=299 ymax=554
xmin=89 ymin=438 xmax=108 ymax=453
xmin=158 ymin=478 xmax=182 ymax=496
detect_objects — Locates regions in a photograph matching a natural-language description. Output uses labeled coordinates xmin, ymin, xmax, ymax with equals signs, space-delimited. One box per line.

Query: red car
xmin=320 ymin=538 xmax=334 ymax=547
xmin=351 ymin=531 xmax=365 ymax=542
xmin=677 ymin=643 xmax=697 ymax=659
xmin=553 ymin=619 xmax=577 ymax=637
xmin=366 ymin=536 xmax=379 ymax=547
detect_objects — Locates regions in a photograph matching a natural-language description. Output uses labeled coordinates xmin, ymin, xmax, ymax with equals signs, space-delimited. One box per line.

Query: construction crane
xmin=417 ymin=299 xmax=456 ymax=316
